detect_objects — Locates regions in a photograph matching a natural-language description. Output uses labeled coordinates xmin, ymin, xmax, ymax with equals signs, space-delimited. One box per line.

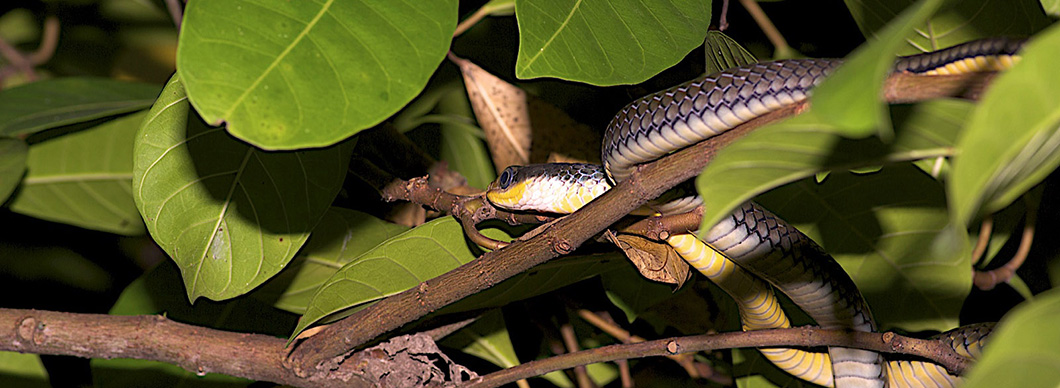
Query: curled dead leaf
xmin=453 ymin=55 xmax=532 ymax=171
xmin=604 ymin=231 xmax=692 ymax=287
xmin=452 ymin=55 xmax=602 ymax=170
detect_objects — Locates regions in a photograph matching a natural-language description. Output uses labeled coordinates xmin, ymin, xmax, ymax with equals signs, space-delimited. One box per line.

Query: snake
xmin=484 ymin=38 xmax=1023 ymax=387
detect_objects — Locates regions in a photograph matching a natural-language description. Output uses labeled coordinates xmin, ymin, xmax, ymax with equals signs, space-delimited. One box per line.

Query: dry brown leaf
xmin=453 ymin=55 xmax=602 ymax=170
xmin=605 ymin=231 xmax=692 ymax=287
xmin=530 ymin=97 xmax=601 ymax=164
xmin=453 ymin=55 xmax=532 ymax=172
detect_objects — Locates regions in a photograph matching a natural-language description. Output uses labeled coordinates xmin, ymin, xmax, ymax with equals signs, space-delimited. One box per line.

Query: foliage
xmin=1 ymin=0 xmax=1059 ymax=387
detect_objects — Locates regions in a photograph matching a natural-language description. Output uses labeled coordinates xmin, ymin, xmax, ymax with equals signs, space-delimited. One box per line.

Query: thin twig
xmin=0 ymin=16 xmax=61 ymax=85
xmin=974 ymin=197 xmax=1039 ymax=290
xmin=28 ymin=16 xmax=60 ymax=65
xmin=719 ymin=0 xmax=731 ymax=30
xmin=454 ymin=7 xmax=489 ymax=37
xmin=560 ymin=323 xmax=595 ymax=388
xmin=164 ymin=0 xmax=184 ymax=30
xmin=576 ymin=309 xmax=708 ymax=380
xmin=970 ymin=216 xmax=994 ymax=266
xmin=738 ymin=0 xmax=792 ymax=57
xmin=465 ymin=327 xmax=972 ymax=388
xmin=617 ymin=358 xmax=632 ymax=388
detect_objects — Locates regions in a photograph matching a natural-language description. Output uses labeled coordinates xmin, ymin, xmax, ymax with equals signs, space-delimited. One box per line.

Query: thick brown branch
xmin=0 ymin=308 xmax=367 ymax=388
xmin=466 ymin=327 xmax=972 ymax=388
xmin=285 ymin=71 xmax=999 ymax=377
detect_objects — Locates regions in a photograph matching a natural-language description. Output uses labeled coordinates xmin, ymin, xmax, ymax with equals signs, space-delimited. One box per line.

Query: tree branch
xmin=465 ymin=327 xmax=972 ymax=388
xmin=285 ymin=71 xmax=1000 ymax=377
xmin=0 ymin=308 xmax=368 ymax=388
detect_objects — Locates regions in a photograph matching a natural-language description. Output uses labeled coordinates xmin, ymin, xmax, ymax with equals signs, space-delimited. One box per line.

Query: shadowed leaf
xmin=133 ymin=76 xmax=349 ymax=302
xmin=0 ymin=138 xmax=27 ymax=204
xmin=949 ymin=24 xmax=1060 ymax=226
xmin=9 ymin=112 xmax=146 ymax=235
xmin=0 ymin=78 xmax=159 ymax=137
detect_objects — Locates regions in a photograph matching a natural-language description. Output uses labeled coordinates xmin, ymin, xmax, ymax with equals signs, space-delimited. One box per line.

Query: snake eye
xmin=498 ymin=167 xmax=515 ymax=189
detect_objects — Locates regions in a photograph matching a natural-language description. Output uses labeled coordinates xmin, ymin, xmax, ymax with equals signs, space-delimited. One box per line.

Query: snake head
xmin=485 ymin=163 xmax=611 ymax=214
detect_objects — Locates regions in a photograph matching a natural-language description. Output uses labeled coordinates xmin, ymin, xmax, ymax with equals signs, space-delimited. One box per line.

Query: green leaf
xmin=842 ymin=0 xmax=1050 ymax=53
xmin=890 ymin=100 xmax=972 ymax=178
xmin=1045 ymin=0 xmax=1060 ymax=16
xmin=292 ymin=216 xmax=504 ymax=337
xmin=176 ymin=0 xmax=457 ymax=150
xmin=949 ymin=24 xmax=1060 ymax=227
xmin=812 ymin=0 xmax=943 ymax=137
xmin=757 ymin=164 xmax=970 ymax=331
xmin=94 ymin=261 xmax=294 ymax=387
xmin=703 ymin=30 xmax=757 ymax=76
xmin=514 ymin=0 xmax=711 ymax=85
xmin=698 ymin=99 xmax=966 ymax=230
xmin=7 ymin=112 xmax=145 ymax=235
xmin=0 ymin=138 xmax=27 ymax=204
xmin=0 ymin=77 xmax=160 ymax=137
xmin=0 ymin=352 xmax=49 ymax=388
xmin=439 ymin=310 xmax=522 ymax=369
xmin=437 ymin=89 xmax=495 ymax=189
xmin=133 ymin=75 xmax=349 ymax=302
xmin=268 ymin=207 xmax=409 ymax=314
xmin=962 ymin=288 xmax=1060 ymax=388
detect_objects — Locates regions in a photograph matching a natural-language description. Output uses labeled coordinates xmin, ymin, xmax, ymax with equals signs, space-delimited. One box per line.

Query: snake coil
xmin=486 ymin=38 xmax=1023 ymax=387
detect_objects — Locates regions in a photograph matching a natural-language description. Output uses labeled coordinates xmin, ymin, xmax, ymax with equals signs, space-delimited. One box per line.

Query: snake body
xmin=486 ymin=38 xmax=1022 ymax=387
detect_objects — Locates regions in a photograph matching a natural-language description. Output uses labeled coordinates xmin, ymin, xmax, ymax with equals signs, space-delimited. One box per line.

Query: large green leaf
xmin=962 ymin=288 xmax=1060 ymax=388
xmin=698 ymin=99 xmax=970 ymax=230
xmin=133 ymin=76 xmax=349 ymax=302
xmin=949 ymin=24 xmax=1060 ymax=227
xmin=269 ymin=207 xmax=408 ymax=314
xmin=0 ymin=78 xmax=159 ymax=137
xmin=8 ymin=112 xmax=145 ymax=235
xmin=176 ymin=0 xmax=457 ymax=150
xmin=93 ymin=262 xmax=294 ymax=387
xmin=757 ymin=164 xmax=969 ymax=331
xmin=0 ymin=352 xmax=48 ymax=388
xmin=811 ymin=0 xmax=943 ymax=137
xmin=291 ymin=216 xmax=506 ymax=336
xmin=0 ymin=138 xmax=27 ymax=204
xmin=514 ymin=0 xmax=711 ymax=85
xmin=842 ymin=0 xmax=1050 ymax=52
